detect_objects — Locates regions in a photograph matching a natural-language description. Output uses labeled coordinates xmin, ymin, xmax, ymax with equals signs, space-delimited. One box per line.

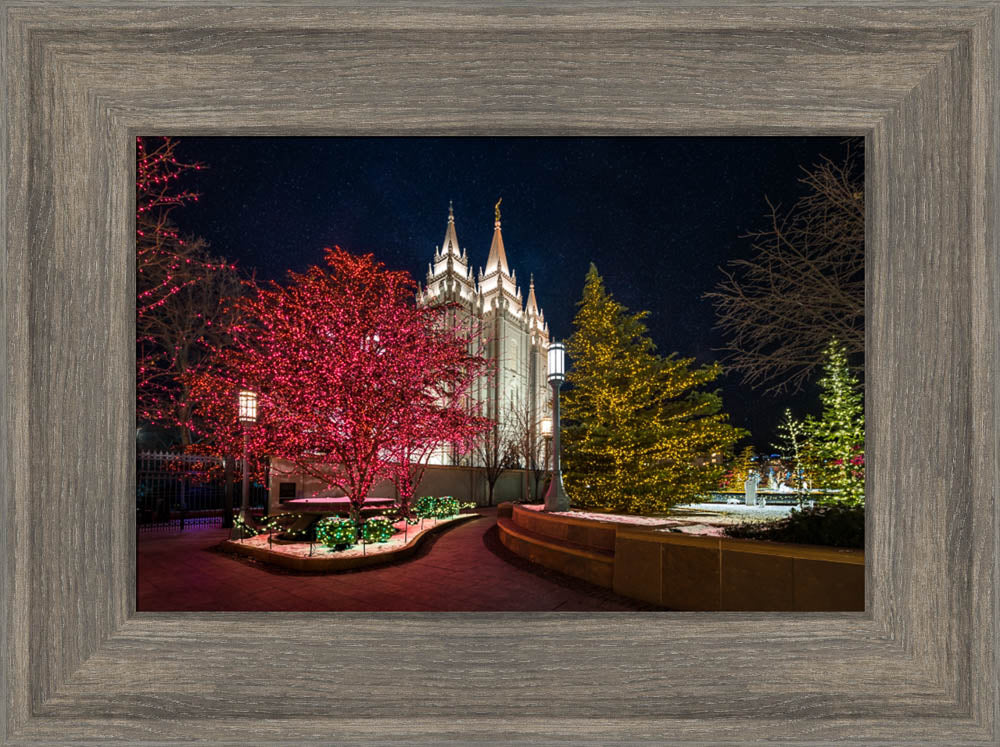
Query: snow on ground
xmin=520 ymin=504 xmax=674 ymax=526
xmin=235 ymin=514 xmax=465 ymax=559
xmin=666 ymin=524 xmax=727 ymax=537
xmin=522 ymin=501 xmax=793 ymax=526
xmin=520 ymin=501 xmax=795 ymax=537
xmin=677 ymin=502 xmax=795 ymax=519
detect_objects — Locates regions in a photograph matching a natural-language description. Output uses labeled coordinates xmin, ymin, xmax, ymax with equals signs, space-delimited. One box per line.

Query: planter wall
xmin=221 ymin=513 xmax=478 ymax=573
xmin=499 ymin=503 xmax=864 ymax=611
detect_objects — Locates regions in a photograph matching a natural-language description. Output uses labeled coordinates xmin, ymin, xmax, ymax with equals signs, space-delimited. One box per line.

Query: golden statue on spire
xmin=494 ymin=197 xmax=502 ymax=223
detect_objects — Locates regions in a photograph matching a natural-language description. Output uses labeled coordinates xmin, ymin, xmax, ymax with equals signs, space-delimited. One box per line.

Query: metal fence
xmin=137 ymin=450 xmax=268 ymax=531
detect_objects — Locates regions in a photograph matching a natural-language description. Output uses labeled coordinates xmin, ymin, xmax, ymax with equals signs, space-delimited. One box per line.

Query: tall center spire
xmin=484 ymin=198 xmax=510 ymax=276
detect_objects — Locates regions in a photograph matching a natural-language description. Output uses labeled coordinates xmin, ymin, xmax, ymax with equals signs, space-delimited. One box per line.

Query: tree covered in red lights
xmin=136 ymin=136 xmax=244 ymax=444
xmin=186 ymin=247 xmax=491 ymax=522
xmin=387 ymin=390 xmax=487 ymax=517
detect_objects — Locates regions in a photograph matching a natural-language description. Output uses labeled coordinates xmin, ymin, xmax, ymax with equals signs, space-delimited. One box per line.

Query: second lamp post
xmin=544 ymin=341 xmax=569 ymax=511
xmin=233 ymin=389 xmax=258 ymax=539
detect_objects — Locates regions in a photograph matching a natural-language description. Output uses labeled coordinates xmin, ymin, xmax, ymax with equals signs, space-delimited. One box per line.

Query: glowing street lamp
xmin=233 ymin=390 xmax=258 ymax=540
xmin=544 ymin=342 xmax=569 ymax=511
xmin=539 ymin=417 xmax=553 ymax=496
xmin=238 ymin=389 xmax=258 ymax=423
xmin=540 ymin=417 xmax=553 ymax=439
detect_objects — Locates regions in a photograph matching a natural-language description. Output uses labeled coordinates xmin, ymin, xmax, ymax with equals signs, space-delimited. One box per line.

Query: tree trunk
xmin=349 ymin=501 xmax=363 ymax=540
xmin=222 ymin=455 xmax=234 ymax=528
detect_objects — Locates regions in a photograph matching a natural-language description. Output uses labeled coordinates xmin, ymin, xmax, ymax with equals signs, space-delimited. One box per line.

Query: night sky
xmin=164 ymin=136 xmax=861 ymax=450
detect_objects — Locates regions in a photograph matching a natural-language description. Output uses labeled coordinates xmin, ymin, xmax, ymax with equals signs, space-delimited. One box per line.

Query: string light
xmin=136 ymin=136 xmax=243 ymax=443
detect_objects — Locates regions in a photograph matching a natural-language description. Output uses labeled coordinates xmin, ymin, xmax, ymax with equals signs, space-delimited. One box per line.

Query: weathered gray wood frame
xmin=2 ymin=1 xmax=997 ymax=743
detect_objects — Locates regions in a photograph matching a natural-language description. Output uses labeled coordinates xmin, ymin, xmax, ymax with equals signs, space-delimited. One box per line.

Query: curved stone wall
xmin=221 ymin=513 xmax=478 ymax=572
xmin=498 ymin=503 xmax=864 ymax=611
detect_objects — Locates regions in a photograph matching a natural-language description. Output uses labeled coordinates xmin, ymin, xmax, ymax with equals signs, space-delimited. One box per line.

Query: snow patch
xmin=520 ymin=504 xmax=672 ymax=526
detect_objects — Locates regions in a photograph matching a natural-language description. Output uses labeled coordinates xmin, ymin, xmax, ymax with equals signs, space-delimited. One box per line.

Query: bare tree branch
xmin=469 ymin=409 xmax=520 ymax=507
xmin=506 ymin=397 xmax=551 ymax=502
xmin=704 ymin=143 xmax=864 ymax=394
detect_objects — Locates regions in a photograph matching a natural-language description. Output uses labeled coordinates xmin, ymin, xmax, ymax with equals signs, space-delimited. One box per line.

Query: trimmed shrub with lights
xmin=413 ymin=495 xmax=473 ymax=519
xmin=361 ymin=516 xmax=395 ymax=543
xmin=386 ymin=502 xmax=421 ymax=525
xmin=414 ymin=495 xmax=439 ymax=519
xmin=433 ymin=496 xmax=460 ymax=518
xmin=316 ymin=516 xmax=356 ymax=550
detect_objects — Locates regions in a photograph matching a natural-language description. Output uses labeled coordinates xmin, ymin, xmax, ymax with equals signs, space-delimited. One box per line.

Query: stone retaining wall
xmin=498 ymin=503 xmax=864 ymax=611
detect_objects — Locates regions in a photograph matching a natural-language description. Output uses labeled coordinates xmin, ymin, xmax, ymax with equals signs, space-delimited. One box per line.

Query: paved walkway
xmin=137 ymin=509 xmax=654 ymax=611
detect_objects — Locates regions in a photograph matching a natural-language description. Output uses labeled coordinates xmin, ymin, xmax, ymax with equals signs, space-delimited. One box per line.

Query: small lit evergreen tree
xmin=722 ymin=445 xmax=757 ymax=490
xmin=772 ymin=409 xmax=811 ymax=502
xmin=807 ymin=338 xmax=865 ymax=505
xmin=563 ymin=265 xmax=745 ymax=514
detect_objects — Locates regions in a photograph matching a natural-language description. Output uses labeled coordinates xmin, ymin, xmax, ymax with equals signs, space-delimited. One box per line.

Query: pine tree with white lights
xmin=772 ymin=409 xmax=812 ymax=502
xmin=807 ymin=339 xmax=865 ymax=505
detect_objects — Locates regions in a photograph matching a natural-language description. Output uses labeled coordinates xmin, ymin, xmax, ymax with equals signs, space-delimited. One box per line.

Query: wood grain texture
xmin=1 ymin=1 xmax=997 ymax=743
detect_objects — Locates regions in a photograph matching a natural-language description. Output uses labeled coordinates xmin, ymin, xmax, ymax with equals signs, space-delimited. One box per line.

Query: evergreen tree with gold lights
xmin=562 ymin=265 xmax=745 ymax=514
xmin=722 ymin=444 xmax=757 ymax=490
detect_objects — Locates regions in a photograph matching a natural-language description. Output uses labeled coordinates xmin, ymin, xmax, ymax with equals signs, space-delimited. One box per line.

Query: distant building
xmin=417 ymin=203 xmax=551 ymax=466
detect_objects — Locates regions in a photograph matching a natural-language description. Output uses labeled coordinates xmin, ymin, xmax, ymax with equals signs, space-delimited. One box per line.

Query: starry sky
xmin=164 ymin=136 xmax=862 ymax=449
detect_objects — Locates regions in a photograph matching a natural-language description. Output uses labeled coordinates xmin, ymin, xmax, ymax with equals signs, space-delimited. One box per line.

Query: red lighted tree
xmin=136 ymin=136 xmax=205 ymax=321
xmin=187 ymin=247 xmax=491 ymax=523
xmin=136 ymin=136 xmax=242 ymax=440
xmin=387 ymin=389 xmax=487 ymax=517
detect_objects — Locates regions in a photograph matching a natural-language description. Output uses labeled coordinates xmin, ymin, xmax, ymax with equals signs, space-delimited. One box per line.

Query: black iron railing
xmin=136 ymin=450 xmax=268 ymax=530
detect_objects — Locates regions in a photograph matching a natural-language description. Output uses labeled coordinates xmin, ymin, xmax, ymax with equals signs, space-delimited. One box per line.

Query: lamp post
xmin=544 ymin=342 xmax=569 ymax=511
xmin=539 ymin=416 xmax=553 ymax=501
xmin=233 ymin=389 xmax=258 ymax=540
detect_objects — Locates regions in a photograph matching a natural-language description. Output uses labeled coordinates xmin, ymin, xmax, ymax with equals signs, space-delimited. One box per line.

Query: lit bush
xmin=414 ymin=495 xmax=439 ymax=519
xmin=413 ymin=495 xmax=472 ymax=519
xmin=316 ymin=517 xmax=356 ymax=550
xmin=724 ymin=503 xmax=864 ymax=549
xmin=361 ymin=516 xmax=395 ymax=543
xmin=386 ymin=502 xmax=420 ymax=525
xmin=434 ymin=496 xmax=461 ymax=518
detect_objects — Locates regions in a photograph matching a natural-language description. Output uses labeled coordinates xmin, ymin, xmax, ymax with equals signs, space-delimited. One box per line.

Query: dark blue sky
xmin=165 ymin=136 xmax=861 ymax=449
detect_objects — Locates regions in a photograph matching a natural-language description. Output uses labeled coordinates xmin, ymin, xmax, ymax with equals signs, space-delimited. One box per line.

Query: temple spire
xmin=441 ymin=200 xmax=461 ymax=256
xmin=525 ymin=273 xmax=539 ymax=316
xmin=484 ymin=200 xmax=510 ymax=276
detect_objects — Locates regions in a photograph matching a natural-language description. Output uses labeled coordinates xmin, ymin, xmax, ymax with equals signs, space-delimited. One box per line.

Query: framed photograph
xmin=3 ymin=2 xmax=997 ymax=743
xmin=134 ymin=134 xmax=867 ymax=614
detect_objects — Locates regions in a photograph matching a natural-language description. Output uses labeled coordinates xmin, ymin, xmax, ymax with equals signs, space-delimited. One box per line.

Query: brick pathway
xmin=137 ymin=508 xmax=653 ymax=611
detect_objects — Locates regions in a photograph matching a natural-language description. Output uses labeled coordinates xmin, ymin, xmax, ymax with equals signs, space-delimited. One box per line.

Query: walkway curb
xmin=219 ymin=512 xmax=481 ymax=572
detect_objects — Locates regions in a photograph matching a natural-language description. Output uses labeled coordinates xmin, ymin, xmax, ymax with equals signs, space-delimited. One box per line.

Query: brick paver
xmin=137 ymin=508 xmax=654 ymax=611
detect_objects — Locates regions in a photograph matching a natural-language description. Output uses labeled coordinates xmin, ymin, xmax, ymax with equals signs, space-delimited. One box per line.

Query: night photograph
xmin=136 ymin=136 xmax=865 ymax=612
